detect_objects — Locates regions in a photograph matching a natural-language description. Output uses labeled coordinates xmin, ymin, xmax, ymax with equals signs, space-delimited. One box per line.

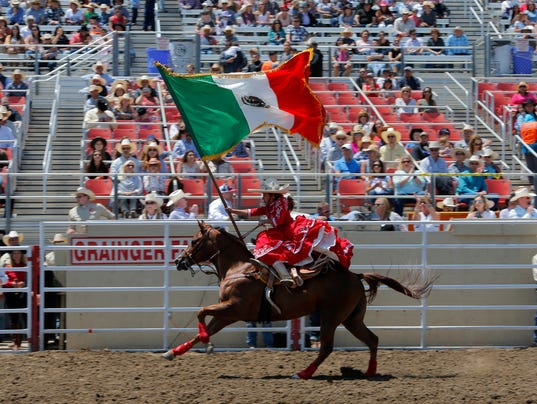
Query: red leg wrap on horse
xmin=365 ymin=360 xmax=377 ymax=376
xmin=198 ymin=322 xmax=209 ymax=343
xmin=297 ymin=363 xmax=318 ymax=380
xmin=172 ymin=341 xmax=193 ymax=356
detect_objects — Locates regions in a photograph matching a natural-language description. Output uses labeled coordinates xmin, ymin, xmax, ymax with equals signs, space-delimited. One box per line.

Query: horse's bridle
xmin=175 ymin=228 xmax=221 ymax=275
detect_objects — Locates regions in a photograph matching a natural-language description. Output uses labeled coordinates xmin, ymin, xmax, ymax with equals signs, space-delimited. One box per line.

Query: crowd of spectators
xmin=77 ymin=61 xmax=256 ymax=221
xmin=0 ymin=0 xmax=137 ymax=73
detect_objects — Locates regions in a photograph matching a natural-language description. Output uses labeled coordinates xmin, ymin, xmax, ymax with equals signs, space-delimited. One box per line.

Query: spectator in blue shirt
xmin=419 ymin=140 xmax=452 ymax=195
xmin=333 ymin=143 xmax=360 ymax=186
xmin=7 ymin=0 xmax=25 ymax=25
xmin=172 ymin=132 xmax=200 ymax=159
xmin=446 ymin=26 xmax=470 ymax=55
xmin=25 ymin=0 xmax=47 ymax=24
xmin=456 ymin=155 xmax=487 ymax=205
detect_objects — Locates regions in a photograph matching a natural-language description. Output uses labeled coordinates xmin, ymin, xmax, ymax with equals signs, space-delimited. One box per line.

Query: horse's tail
xmin=358 ymin=270 xmax=437 ymax=304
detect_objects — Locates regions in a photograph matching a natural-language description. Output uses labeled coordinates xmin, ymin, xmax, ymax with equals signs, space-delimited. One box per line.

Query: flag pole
xmin=202 ymin=160 xmax=245 ymax=245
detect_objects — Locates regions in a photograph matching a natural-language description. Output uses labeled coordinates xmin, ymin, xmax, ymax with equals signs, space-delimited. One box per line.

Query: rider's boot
xmin=272 ymin=261 xmax=295 ymax=287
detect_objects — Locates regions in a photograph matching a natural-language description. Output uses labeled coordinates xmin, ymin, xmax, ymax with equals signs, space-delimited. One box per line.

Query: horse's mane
xmin=213 ymin=226 xmax=254 ymax=258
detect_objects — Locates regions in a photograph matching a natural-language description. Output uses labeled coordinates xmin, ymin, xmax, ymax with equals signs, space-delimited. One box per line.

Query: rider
xmin=227 ymin=179 xmax=354 ymax=287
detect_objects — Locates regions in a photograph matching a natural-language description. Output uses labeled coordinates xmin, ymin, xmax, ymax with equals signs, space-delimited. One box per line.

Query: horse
xmin=163 ymin=222 xmax=435 ymax=379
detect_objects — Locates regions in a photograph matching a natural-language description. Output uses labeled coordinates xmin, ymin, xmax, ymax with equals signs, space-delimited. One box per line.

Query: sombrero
xmin=331 ymin=129 xmax=350 ymax=142
xmin=50 ymin=233 xmax=68 ymax=244
xmin=73 ymin=186 xmax=96 ymax=201
xmin=510 ymin=187 xmax=536 ymax=202
xmin=90 ymin=74 xmax=106 ymax=86
xmin=2 ymin=230 xmax=24 ymax=245
xmin=141 ymin=191 xmax=164 ymax=206
xmin=167 ymin=189 xmax=191 ymax=207
xmin=143 ymin=141 xmax=163 ymax=155
xmin=436 ymin=197 xmax=457 ymax=210
xmin=248 ymin=178 xmax=289 ymax=194
xmin=381 ymin=127 xmax=402 ymax=143
xmin=115 ymin=138 xmax=137 ymax=154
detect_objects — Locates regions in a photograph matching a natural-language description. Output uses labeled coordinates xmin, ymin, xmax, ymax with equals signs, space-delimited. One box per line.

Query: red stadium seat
xmin=238 ymin=177 xmax=262 ymax=208
xmin=85 ymin=178 xmax=113 ymax=207
xmin=477 ymin=82 xmax=497 ymax=100
xmin=328 ymin=82 xmax=350 ymax=91
xmin=496 ymin=82 xmax=518 ymax=92
xmin=87 ymin=128 xmax=113 ymax=140
xmin=6 ymin=95 xmax=25 ymax=105
xmin=337 ymin=179 xmax=367 ymax=213
xmin=485 ymin=178 xmax=512 ymax=208
xmin=181 ymin=178 xmax=207 ymax=213
xmin=309 ymin=82 xmax=328 ymax=91
xmin=228 ymin=157 xmax=255 ymax=173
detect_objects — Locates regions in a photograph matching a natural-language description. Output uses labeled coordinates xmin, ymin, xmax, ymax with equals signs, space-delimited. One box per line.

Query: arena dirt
xmin=1 ymin=348 xmax=536 ymax=403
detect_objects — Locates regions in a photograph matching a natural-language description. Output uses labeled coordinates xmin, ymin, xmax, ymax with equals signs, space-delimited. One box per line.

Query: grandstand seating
xmin=181 ymin=178 xmax=207 ymax=213
xmin=85 ymin=178 xmax=113 ymax=207
xmin=337 ymin=179 xmax=367 ymax=214
xmin=237 ymin=177 xmax=262 ymax=209
xmin=485 ymin=178 xmax=512 ymax=208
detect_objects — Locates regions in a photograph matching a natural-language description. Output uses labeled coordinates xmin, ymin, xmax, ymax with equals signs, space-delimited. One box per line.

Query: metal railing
xmin=1 ymin=219 xmax=529 ymax=353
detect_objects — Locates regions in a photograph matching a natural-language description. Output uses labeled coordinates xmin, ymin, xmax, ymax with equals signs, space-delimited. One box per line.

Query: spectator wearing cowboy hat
xmin=466 ymin=194 xmax=496 ymax=219
xmin=0 ymin=230 xmax=24 ymax=271
xmin=448 ymin=147 xmax=470 ymax=179
xmin=455 ymin=155 xmax=487 ymax=206
xmin=7 ymin=0 xmax=25 ymax=25
xmin=481 ymin=148 xmax=502 ymax=179
xmin=379 ymin=127 xmax=406 ymax=165
xmin=83 ymin=84 xmax=107 ymax=112
xmin=139 ymin=192 xmax=167 ymax=220
xmin=141 ymin=141 xmax=167 ymax=173
xmin=85 ymin=74 xmax=108 ymax=97
xmin=0 ymin=107 xmax=15 ymax=150
xmin=67 ymin=187 xmax=115 ymax=233
xmin=111 ymin=137 xmax=141 ymax=173
xmin=113 ymin=160 xmax=143 ymax=218
xmin=5 ymin=69 xmax=28 ymax=97
xmin=506 ymin=187 xmax=537 ymax=218
xmin=82 ymin=61 xmax=115 ymax=86
xmin=420 ymin=140 xmax=453 ymax=195
xmin=167 ymin=189 xmax=199 ymax=220
xmin=454 ymin=124 xmax=475 ymax=149
xmin=327 ymin=129 xmax=350 ymax=163
xmin=134 ymin=75 xmax=158 ymax=98
xmin=84 ymin=98 xmax=117 ymax=130
xmin=65 ymin=0 xmax=84 ymax=25
xmin=208 ymin=183 xmax=236 ymax=220
xmin=436 ymin=197 xmax=458 ymax=212
xmin=142 ymin=157 xmax=167 ymax=194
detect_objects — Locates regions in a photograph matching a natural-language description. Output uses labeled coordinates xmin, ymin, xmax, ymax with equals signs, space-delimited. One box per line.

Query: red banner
xmin=70 ymin=237 xmax=191 ymax=265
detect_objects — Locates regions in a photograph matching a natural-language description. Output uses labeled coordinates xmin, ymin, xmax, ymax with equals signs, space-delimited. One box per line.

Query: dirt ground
xmin=0 ymin=348 xmax=536 ymax=403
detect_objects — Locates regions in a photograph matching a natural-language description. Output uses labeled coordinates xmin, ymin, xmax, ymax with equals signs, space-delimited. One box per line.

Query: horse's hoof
xmin=206 ymin=343 xmax=214 ymax=354
xmin=162 ymin=350 xmax=175 ymax=361
xmin=291 ymin=374 xmax=301 ymax=379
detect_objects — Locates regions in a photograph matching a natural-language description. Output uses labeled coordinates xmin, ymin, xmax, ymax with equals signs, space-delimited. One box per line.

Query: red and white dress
xmin=250 ymin=196 xmax=353 ymax=269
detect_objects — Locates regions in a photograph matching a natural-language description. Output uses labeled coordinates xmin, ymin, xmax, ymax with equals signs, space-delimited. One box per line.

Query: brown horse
xmin=163 ymin=222 xmax=434 ymax=379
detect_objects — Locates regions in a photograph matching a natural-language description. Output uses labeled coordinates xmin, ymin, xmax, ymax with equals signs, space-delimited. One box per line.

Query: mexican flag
xmin=156 ymin=49 xmax=326 ymax=160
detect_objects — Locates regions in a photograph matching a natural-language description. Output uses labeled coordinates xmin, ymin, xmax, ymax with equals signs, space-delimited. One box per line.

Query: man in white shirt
xmin=208 ymin=184 xmax=235 ymax=220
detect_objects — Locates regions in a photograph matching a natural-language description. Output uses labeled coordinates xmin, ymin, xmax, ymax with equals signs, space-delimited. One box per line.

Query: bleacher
xmin=3 ymin=0 xmax=537 ymax=241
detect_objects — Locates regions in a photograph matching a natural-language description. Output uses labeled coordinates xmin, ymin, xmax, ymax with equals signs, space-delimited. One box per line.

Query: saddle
xmin=248 ymin=255 xmax=332 ymax=287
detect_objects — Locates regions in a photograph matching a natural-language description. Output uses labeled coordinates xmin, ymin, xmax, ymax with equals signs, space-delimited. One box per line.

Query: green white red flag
xmin=156 ymin=49 xmax=326 ymax=160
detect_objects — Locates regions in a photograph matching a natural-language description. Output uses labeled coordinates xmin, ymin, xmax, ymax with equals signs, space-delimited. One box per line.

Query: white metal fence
xmin=2 ymin=219 xmax=535 ymax=353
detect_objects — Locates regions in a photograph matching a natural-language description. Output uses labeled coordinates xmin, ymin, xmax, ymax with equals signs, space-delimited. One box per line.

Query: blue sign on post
xmin=146 ymin=48 xmax=173 ymax=74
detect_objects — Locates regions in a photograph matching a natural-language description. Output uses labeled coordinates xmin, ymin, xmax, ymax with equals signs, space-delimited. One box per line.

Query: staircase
xmin=11 ymin=77 xmax=86 ymax=242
